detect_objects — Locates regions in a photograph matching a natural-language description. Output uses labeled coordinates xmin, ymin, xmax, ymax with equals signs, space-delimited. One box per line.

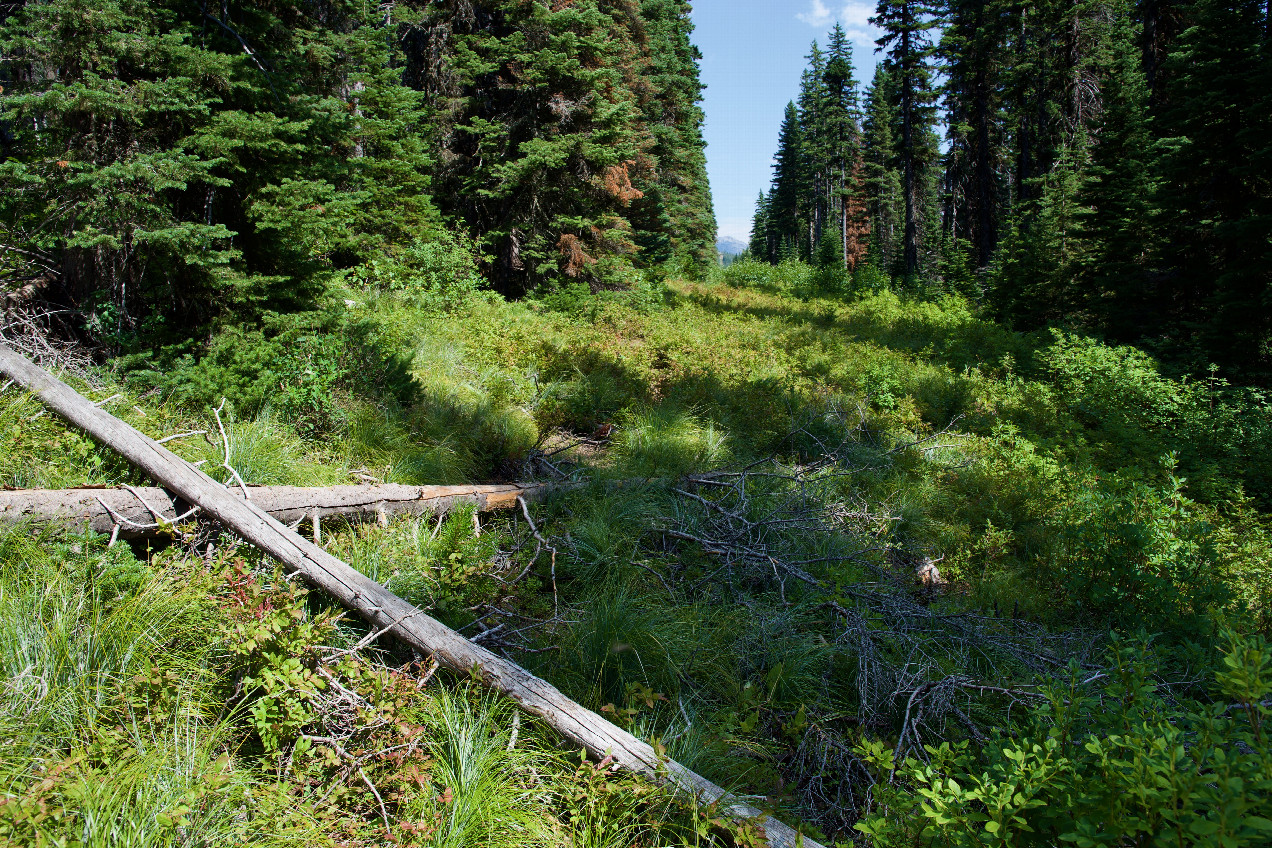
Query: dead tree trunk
xmin=0 ymin=343 xmax=820 ymax=848
xmin=0 ymin=483 xmax=556 ymax=540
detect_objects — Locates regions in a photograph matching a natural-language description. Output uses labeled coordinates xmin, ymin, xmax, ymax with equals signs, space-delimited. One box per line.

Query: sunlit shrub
xmin=855 ymin=632 xmax=1272 ymax=848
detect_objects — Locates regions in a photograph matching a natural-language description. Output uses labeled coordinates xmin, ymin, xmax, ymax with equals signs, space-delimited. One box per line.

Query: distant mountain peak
xmin=716 ymin=236 xmax=747 ymax=256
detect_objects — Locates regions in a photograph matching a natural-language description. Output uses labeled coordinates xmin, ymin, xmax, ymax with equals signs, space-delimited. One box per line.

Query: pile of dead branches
xmin=642 ymin=453 xmax=1101 ymax=837
xmin=0 ymin=304 xmax=96 ymax=380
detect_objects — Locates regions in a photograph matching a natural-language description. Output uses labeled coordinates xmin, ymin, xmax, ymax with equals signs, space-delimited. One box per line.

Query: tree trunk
xmin=0 ymin=482 xmax=557 ymax=540
xmin=0 ymin=343 xmax=820 ymax=848
xmin=900 ymin=22 xmax=919 ymax=276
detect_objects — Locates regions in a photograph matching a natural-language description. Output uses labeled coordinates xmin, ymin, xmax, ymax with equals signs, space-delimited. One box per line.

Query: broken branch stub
xmin=0 ymin=343 xmax=820 ymax=848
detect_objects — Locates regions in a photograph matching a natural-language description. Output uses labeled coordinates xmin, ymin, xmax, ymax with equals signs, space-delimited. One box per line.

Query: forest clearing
xmin=2 ymin=1 xmax=1271 ymax=846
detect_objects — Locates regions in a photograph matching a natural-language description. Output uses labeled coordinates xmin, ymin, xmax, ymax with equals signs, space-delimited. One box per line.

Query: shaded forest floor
xmin=2 ymin=261 xmax=1270 ymax=845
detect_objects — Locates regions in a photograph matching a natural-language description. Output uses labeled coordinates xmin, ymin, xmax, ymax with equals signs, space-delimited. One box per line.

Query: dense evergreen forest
xmin=1 ymin=1 xmax=1271 ymax=847
xmin=750 ymin=1 xmax=1272 ymax=379
xmin=0 ymin=0 xmax=716 ymax=327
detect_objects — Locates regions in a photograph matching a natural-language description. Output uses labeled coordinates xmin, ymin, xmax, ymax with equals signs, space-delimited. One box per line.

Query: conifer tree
xmin=1138 ymin=0 xmax=1187 ymax=104
xmin=823 ymin=24 xmax=868 ymax=270
xmin=1153 ymin=0 xmax=1272 ymax=370
xmin=939 ymin=0 xmax=1007 ymax=270
xmin=422 ymin=1 xmax=650 ymax=294
xmin=1077 ymin=5 xmax=1158 ymax=341
xmin=631 ymin=0 xmax=717 ymax=275
xmin=862 ymin=63 xmax=904 ymax=272
xmin=991 ymin=138 xmax=1090 ymax=325
xmin=0 ymin=0 xmax=437 ymax=338
xmin=797 ymin=41 xmax=830 ymax=257
xmin=871 ymin=0 xmax=940 ymax=277
xmin=769 ymin=101 xmax=808 ymax=261
xmin=748 ymin=191 xmax=770 ymax=258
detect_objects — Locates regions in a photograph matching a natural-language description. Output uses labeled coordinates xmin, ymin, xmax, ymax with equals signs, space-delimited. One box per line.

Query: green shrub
xmin=716 ymin=258 xmax=814 ymax=296
xmin=1054 ymin=456 xmax=1232 ymax=635
xmin=122 ymin=310 xmax=418 ymax=438
xmin=344 ymin=230 xmax=483 ymax=308
xmin=855 ymin=632 xmax=1272 ymax=848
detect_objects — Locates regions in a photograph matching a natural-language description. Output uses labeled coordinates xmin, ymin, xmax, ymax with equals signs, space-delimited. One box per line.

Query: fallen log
xmin=0 ymin=343 xmax=821 ymax=848
xmin=0 ymin=483 xmax=555 ymax=540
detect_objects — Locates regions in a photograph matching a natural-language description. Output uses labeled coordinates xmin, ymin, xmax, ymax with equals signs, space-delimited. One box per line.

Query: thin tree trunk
xmin=901 ymin=22 xmax=919 ymax=276
xmin=974 ymin=68 xmax=995 ymax=268
xmin=841 ymin=159 xmax=850 ymax=270
xmin=0 ymin=343 xmax=821 ymax=848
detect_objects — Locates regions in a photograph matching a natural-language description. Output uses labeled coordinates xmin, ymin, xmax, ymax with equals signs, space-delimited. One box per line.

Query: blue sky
xmin=689 ymin=1 xmax=883 ymax=243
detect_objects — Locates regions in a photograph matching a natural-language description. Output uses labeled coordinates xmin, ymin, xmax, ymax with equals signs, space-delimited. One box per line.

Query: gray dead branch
xmin=0 ymin=341 xmax=822 ymax=848
xmin=0 ymin=305 xmax=97 ymax=380
xmin=654 ymin=454 xmax=1101 ymax=837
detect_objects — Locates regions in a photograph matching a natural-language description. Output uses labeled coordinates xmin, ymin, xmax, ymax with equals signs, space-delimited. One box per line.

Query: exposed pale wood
xmin=0 ymin=483 xmax=555 ymax=540
xmin=0 ymin=343 xmax=820 ymax=848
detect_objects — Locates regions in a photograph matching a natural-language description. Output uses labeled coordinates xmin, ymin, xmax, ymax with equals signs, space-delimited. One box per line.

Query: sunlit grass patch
xmin=610 ymin=406 xmax=731 ymax=479
xmin=180 ymin=409 xmax=344 ymax=487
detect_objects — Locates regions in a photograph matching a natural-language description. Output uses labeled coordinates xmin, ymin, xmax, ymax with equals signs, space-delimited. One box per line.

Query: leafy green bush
xmin=1038 ymin=331 xmax=1272 ymax=505
xmin=344 ymin=230 xmax=483 ymax=308
xmin=1054 ymin=456 xmax=1232 ymax=635
xmin=122 ymin=310 xmax=418 ymax=438
xmin=855 ymin=632 xmax=1272 ymax=848
xmin=716 ymin=258 xmax=814 ymax=296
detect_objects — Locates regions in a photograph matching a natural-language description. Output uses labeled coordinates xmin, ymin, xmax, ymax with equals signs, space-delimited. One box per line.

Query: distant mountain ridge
xmin=716 ymin=236 xmax=747 ymax=256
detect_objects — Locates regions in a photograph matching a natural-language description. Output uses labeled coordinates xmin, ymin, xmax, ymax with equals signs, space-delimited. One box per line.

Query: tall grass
xmin=182 ymin=410 xmax=344 ymax=486
xmin=0 ymin=529 xmax=216 ymax=751
xmin=611 ymin=406 xmax=731 ymax=479
xmin=0 ymin=527 xmax=281 ymax=847
xmin=410 ymin=687 xmax=553 ymax=848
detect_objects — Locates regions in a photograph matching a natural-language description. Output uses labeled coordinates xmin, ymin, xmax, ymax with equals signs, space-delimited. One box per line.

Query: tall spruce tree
xmin=419 ymin=0 xmax=649 ymax=295
xmin=1077 ymin=4 xmax=1158 ymax=341
xmin=1153 ymin=0 xmax=1272 ymax=371
xmin=939 ymin=0 xmax=1008 ymax=271
xmin=823 ymin=24 xmax=869 ymax=270
xmin=862 ymin=62 xmax=904 ymax=272
xmin=0 ymin=0 xmax=437 ymax=339
xmin=769 ymin=101 xmax=807 ymax=261
xmin=748 ymin=190 xmax=770 ymax=258
xmin=631 ymin=0 xmax=717 ymax=275
xmin=797 ymin=41 xmax=830 ymax=258
xmin=871 ymin=0 xmax=940 ymax=277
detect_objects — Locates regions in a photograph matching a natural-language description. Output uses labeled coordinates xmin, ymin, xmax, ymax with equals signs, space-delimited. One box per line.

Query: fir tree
xmin=422 ymin=0 xmax=651 ymax=294
xmin=769 ymin=101 xmax=807 ymax=262
xmin=631 ymin=0 xmax=717 ymax=275
xmin=824 ymin=24 xmax=868 ymax=270
xmin=1153 ymin=0 xmax=1272 ymax=371
xmin=871 ymin=0 xmax=940 ymax=277
xmin=797 ymin=41 xmax=830 ymax=258
xmin=0 ymin=0 xmax=437 ymax=339
xmin=939 ymin=0 xmax=1008 ymax=270
xmin=1077 ymin=4 xmax=1158 ymax=341
xmin=862 ymin=62 xmax=904 ymax=273
xmin=748 ymin=191 xmax=770 ymax=258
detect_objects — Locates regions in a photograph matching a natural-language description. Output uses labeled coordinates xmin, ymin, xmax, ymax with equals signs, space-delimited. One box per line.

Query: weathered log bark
xmin=0 ymin=343 xmax=820 ymax=848
xmin=0 ymin=483 xmax=555 ymax=540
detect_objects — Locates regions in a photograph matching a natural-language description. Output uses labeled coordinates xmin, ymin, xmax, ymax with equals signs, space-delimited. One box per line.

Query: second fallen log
xmin=0 ymin=342 xmax=822 ymax=848
xmin=0 ymin=483 xmax=554 ymax=540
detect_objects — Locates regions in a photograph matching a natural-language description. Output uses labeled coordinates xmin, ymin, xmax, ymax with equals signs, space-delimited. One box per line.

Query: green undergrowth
xmin=4 ymin=258 xmax=1272 ymax=843
xmin=0 ymin=524 xmax=748 ymax=847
